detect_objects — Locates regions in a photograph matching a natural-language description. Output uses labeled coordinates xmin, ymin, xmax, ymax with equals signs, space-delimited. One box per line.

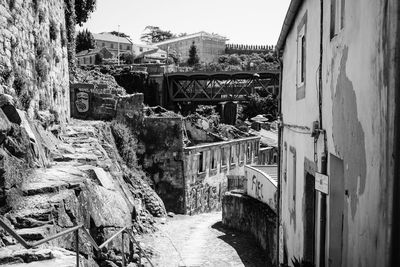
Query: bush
xmin=110 ymin=120 xmax=138 ymax=169
xmin=119 ymin=52 xmax=134 ymax=64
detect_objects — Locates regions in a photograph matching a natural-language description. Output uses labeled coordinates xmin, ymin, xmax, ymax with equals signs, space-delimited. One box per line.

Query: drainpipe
xmin=318 ymin=0 xmax=328 ymax=266
xmin=276 ymin=54 xmax=283 ymax=267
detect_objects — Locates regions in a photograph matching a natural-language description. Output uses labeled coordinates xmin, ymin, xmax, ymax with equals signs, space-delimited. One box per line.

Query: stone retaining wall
xmin=0 ymin=0 xmax=69 ymax=122
xmin=222 ymin=191 xmax=277 ymax=266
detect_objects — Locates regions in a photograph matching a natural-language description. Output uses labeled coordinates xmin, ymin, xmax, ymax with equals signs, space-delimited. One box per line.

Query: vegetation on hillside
xmin=75 ymin=29 xmax=95 ymax=53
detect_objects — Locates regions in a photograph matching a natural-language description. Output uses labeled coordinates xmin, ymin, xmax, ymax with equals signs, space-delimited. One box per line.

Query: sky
xmin=79 ymin=0 xmax=291 ymax=45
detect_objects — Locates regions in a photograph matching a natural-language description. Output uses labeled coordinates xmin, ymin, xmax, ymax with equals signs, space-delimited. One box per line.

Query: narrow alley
xmin=140 ymin=212 xmax=269 ymax=267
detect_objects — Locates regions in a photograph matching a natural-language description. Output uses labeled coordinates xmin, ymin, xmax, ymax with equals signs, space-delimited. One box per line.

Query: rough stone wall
xmin=222 ymin=191 xmax=277 ymax=266
xmin=137 ymin=117 xmax=185 ymax=214
xmin=0 ymin=0 xmax=69 ymax=122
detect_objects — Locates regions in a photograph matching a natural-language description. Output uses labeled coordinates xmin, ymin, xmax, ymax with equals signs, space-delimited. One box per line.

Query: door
xmin=304 ymin=172 xmax=315 ymax=263
xmin=329 ymin=154 xmax=345 ymax=267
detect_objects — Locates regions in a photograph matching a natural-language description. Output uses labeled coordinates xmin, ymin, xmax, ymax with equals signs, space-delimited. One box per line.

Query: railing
xmin=0 ymin=217 xmax=154 ymax=267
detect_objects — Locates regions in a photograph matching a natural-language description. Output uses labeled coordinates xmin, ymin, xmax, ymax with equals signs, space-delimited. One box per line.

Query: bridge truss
xmin=164 ymin=70 xmax=280 ymax=104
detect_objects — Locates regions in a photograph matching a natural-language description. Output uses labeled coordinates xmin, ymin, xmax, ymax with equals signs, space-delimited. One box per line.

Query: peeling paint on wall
xmin=332 ymin=46 xmax=367 ymax=220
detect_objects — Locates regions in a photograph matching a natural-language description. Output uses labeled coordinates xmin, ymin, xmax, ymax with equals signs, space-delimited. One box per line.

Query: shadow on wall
xmin=211 ymin=222 xmax=269 ymax=267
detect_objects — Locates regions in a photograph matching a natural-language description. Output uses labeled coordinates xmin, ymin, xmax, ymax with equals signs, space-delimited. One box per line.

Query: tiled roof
xmin=76 ymin=48 xmax=102 ymax=57
xmin=93 ymin=33 xmax=132 ymax=44
xmin=154 ymin=31 xmax=228 ymax=46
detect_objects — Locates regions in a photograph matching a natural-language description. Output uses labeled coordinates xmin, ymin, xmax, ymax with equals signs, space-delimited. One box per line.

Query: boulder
xmin=0 ymin=109 xmax=11 ymax=145
xmin=0 ymin=94 xmax=21 ymax=125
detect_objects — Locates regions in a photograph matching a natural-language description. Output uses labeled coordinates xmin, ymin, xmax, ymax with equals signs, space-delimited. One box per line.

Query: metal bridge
xmin=164 ymin=70 xmax=280 ymax=105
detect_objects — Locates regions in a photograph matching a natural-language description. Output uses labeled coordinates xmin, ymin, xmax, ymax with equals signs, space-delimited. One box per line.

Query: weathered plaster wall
xmin=222 ymin=191 xmax=277 ymax=266
xmin=280 ymin=0 xmax=397 ymax=266
xmin=280 ymin=0 xmax=320 ymax=263
xmin=0 ymin=0 xmax=70 ymax=122
xmin=321 ymin=0 xmax=396 ymax=266
xmin=183 ymin=137 xmax=260 ymax=214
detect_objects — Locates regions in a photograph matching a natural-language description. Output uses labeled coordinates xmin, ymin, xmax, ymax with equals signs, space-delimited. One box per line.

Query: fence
xmin=0 ymin=217 xmax=154 ymax=267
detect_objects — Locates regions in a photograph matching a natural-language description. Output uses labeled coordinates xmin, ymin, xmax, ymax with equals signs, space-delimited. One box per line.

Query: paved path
xmin=139 ymin=212 xmax=269 ymax=267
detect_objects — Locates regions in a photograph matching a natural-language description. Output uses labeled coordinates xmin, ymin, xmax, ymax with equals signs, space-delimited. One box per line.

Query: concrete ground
xmin=139 ymin=212 xmax=269 ymax=267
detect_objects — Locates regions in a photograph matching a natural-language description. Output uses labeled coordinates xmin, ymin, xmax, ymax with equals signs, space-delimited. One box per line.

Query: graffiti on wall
xmin=75 ymin=90 xmax=90 ymax=113
xmin=251 ymin=175 xmax=264 ymax=200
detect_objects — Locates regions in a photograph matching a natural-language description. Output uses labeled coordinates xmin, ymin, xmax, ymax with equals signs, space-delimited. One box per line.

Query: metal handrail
xmin=0 ymin=217 xmax=154 ymax=267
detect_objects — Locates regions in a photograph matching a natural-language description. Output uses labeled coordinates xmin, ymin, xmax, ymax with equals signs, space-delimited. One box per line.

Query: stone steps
xmin=0 ymin=246 xmax=89 ymax=267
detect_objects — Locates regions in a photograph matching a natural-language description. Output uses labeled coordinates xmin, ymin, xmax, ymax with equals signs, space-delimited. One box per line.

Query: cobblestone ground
xmin=139 ymin=212 xmax=269 ymax=267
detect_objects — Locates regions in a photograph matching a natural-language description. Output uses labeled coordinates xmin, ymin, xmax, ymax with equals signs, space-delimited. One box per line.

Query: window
xmin=330 ymin=0 xmax=345 ymax=39
xmin=140 ymin=47 xmax=143 ymax=52
xmin=240 ymin=143 xmax=245 ymax=163
xmin=111 ymin=43 xmax=114 ymax=49
xmin=221 ymin=147 xmax=227 ymax=167
xmin=210 ymin=150 xmax=217 ymax=170
xmin=102 ymin=42 xmax=105 ymax=47
xmin=246 ymin=143 xmax=252 ymax=163
xmin=296 ymin=12 xmax=307 ymax=100
xmin=255 ymin=142 xmax=259 ymax=157
xmin=230 ymin=146 xmax=235 ymax=165
xmin=198 ymin=152 xmax=205 ymax=173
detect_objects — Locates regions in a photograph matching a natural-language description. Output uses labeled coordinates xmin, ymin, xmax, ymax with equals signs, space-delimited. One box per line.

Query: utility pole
xmin=117 ymin=24 xmax=120 ymax=65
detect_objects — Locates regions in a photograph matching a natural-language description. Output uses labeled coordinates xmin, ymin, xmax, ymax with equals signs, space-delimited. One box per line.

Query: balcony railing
xmin=0 ymin=217 xmax=154 ymax=267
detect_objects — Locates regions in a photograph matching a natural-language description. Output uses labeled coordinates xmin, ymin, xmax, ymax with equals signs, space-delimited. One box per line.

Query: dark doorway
xmin=303 ymin=172 xmax=315 ymax=263
xmin=223 ymin=102 xmax=237 ymax=125
xmin=329 ymin=154 xmax=345 ymax=267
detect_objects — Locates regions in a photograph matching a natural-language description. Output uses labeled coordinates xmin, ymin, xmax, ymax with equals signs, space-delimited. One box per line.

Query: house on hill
xmin=93 ymin=33 xmax=133 ymax=58
xmin=155 ymin=31 xmax=228 ymax=64
xmin=76 ymin=47 xmax=113 ymax=66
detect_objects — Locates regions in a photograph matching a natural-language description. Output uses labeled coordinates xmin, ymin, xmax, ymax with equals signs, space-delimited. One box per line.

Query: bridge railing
xmin=0 ymin=217 xmax=154 ymax=267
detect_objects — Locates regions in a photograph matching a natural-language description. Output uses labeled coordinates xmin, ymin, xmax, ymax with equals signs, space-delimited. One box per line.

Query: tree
xmin=95 ymin=53 xmax=103 ymax=64
xmin=120 ymin=52 xmax=135 ymax=64
xmin=75 ymin=0 xmax=97 ymax=26
xmin=240 ymin=93 xmax=278 ymax=120
xmin=187 ymin=42 xmax=199 ymax=66
xmin=140 ymin=26 xmax=175 ymax=44
xmin=109 ymin=31 xmax=131 ymax=39
xmin=76 ymin=29 xmax=95 ymax=53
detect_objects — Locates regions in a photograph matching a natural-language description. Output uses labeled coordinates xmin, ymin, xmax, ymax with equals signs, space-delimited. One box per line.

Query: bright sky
xmin=79 ymin=0 xmax=291 ymax=45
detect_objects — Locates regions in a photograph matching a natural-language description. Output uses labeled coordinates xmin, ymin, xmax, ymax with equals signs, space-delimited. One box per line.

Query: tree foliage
xmin=75 ymin=29 xmax=95 ymax=53
xmin=75 ymin=0 xmax=97 ymax=26
xmin=109 ymin=31 xmax=131 ymax=39
xmin=240 ymin=93 xmax=278 ymax=120
xmin=120 ymin=51 xmax=135 ymax=64
xmin=187 ymin=42 xmax=199 ymax=66
xmin=140 ymin=26 xmax=175 ymax=44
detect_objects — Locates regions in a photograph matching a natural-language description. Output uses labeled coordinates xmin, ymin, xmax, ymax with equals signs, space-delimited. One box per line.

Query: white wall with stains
xmin=280 ymin=0 xmax=397 ymax=266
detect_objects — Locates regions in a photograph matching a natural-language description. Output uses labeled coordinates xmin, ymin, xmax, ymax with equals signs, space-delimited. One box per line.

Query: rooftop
xmin=93 ymin=33 xmax=133 ymax=45
xmin=154 ymin=31 xmax=228 ymax=46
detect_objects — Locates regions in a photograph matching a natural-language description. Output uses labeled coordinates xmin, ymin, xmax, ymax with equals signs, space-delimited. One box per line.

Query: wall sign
xmin=315 ymin=172 xmax=329 ymax=194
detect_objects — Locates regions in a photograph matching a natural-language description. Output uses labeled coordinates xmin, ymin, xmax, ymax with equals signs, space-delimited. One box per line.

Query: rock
xmin=167 ymin=212 xmax=174 ymax=218
xmin=1 ymin=104 xmax=21 ymax=125
xmin=0 ymin=94 xmax=21 ymax=125
xmin=0 ymin=109 xmax=11 ymax=145
xmin=99 ymin=260 xmax=119 ymax=267
xmin=79 ymin=180 xmax=132 ymax=228
xmin=0 ymin=94 xmax=15 ymax=107
xmin=160 ymin=218 xmax=166 ymax=224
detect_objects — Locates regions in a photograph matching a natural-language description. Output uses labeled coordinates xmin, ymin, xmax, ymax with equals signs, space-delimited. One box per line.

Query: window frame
xmin=296 ymin=11 xmax=307 ymax=100
xmin=197 ymin=151 xmax=205 ymax=174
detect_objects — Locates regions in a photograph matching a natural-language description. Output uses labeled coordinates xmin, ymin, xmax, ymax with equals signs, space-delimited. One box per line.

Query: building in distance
xmin=155 ymin=31 xmax=228 ymax=64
